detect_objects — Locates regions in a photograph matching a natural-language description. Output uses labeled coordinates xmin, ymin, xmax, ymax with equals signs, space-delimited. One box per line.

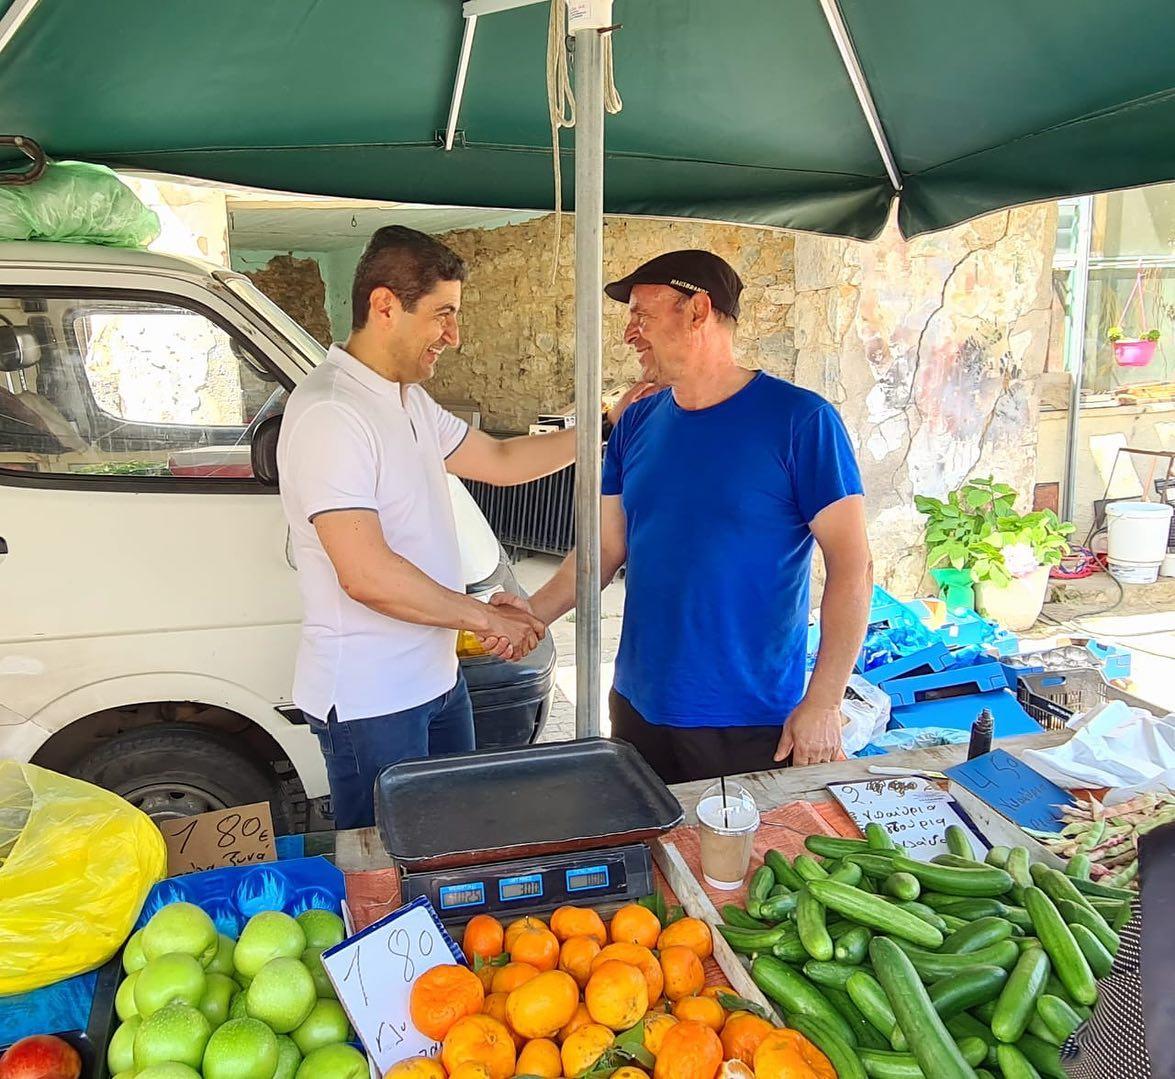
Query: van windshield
xmin=223 ymin=277 xmax=327 ymax=366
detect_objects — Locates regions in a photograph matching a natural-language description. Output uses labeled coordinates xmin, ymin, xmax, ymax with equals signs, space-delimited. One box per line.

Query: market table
xmin=329 ymin=728 xmax=1073 ymax=873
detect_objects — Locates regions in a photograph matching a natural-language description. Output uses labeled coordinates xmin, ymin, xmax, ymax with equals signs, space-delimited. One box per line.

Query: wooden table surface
xmin=331 ymin=729 xmax=1072 ymax=872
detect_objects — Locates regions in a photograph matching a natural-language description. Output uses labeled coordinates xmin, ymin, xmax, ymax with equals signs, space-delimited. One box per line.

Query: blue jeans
xmin=307 ymin=674 xmax=474 ymax=830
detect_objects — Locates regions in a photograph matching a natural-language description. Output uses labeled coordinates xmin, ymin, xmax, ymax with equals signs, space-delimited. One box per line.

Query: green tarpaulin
xmin=0 ymin=0 xmax=1172 ymax=239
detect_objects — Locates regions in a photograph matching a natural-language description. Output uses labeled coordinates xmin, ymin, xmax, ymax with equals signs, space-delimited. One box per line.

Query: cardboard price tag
xmin=159 ymin=802 xmax=277 ymax=876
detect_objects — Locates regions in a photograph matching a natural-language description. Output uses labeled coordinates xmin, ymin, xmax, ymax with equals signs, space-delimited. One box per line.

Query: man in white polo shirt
xmin=278 ymin=226 xmax=577 ymax=829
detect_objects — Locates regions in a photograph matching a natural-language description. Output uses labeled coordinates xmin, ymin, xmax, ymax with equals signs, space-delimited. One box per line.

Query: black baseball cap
xmin=604 ymin=250 xmax=744 ymax=320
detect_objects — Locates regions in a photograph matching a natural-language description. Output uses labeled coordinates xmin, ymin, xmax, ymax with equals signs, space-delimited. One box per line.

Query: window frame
xmin=0 ymin=285 xmax=294 ymax=495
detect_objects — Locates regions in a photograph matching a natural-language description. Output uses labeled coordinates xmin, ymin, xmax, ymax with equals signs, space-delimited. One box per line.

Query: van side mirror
xmin=250 ymin=414 xmax=281 ymax=487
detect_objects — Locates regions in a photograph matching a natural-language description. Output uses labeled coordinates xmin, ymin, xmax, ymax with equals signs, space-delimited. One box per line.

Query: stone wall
xmin=430 ymin=215 xmax=797 ymax=431
xmin=794 ymin=205 xmax=1058 ymax=593
xmin=240 ymin=253 xmax=333 ymax=347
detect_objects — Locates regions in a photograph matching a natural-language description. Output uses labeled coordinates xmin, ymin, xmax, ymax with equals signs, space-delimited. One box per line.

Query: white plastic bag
xmin=1021 ymin=699 xmax=1175 ymax=804
xmin=840 ymin=674 xmax=891 ymax=755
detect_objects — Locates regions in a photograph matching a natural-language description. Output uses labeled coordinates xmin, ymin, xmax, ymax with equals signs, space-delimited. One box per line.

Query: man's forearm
xmin=805 ymin=562 xmax=873 ymax=709
xmin=529 ymin=543 xmax=625 ymax=626
xmin=342 ymin=545 xmax=491 ymax=632
xmin=494 ymin=428 xmax=576 ymax=484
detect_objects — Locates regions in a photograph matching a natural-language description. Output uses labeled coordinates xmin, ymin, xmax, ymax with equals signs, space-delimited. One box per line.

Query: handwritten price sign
xmin=827 ymin=777 xmax=987 ymax=859
xmin=158 ymin=802 xmax=277 ymax=876
xmin=321 ymin=897 xmax=465 ymax=1074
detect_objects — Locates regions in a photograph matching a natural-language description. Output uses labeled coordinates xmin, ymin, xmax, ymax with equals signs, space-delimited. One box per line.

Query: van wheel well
xmin=30 ymin=701 xmax=309 ymax=831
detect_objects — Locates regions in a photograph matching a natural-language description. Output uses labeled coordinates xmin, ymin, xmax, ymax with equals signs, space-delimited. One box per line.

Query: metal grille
xmin=463 ymin=464 xmax=577 ymax=557
xmin=1016 ymin=669 xmax=1111 ymax=731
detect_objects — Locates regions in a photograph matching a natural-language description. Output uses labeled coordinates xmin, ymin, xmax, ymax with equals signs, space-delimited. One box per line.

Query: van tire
xmin=72 ymin=723 xmax=292 ymax=831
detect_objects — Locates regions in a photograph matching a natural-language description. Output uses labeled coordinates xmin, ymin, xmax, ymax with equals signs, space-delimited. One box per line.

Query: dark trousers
xmin=609 ymin=689 xmax=788 ymax=785
xmin=307 ymin=674 xmax=475 ymax=830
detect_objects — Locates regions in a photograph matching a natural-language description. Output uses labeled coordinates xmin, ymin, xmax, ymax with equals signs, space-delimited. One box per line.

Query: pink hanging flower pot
xmin=1111 ymin=338 xmax=1158 ymax=368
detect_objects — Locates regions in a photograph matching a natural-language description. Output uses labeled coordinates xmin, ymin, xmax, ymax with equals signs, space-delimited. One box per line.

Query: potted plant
xmin=915 ymin=477 xmax=1074 ymax=631
xmin=1107 ymin=266 xmax=1161 ymax=368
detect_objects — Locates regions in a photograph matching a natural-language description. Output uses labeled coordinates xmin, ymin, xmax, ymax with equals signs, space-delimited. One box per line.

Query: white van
xmin=0 ymin=241 xmax=554 ymax=830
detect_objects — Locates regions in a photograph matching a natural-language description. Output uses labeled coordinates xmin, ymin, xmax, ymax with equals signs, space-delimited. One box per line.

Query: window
xmin=0 ymin=291 xmax=286 ymax=483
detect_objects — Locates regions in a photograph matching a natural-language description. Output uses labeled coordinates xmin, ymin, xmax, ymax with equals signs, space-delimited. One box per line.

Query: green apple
xmin=116 ymin=972 xmax=140 ymax=1021
xmin=300 ymin=949 xmax=336 ymax=1001
xmin=134 ymin=954 xmax=207 ymax=1019
xmin=291 ymin=1000 xmax=351 ymax=1056
xmin=124 ymin=930 xmax=149 ymax=974
xmin=143 ymin=903 xmax=218 ymax=966
xmin=234 ymin=913 xmax=306 ymax=979
xmin=202 ymin=1018 xmax=279 ymax=1079
xmin=133 ymin=1003 xmax=212 ymax=1071
xmin=245 ymin=958 xmax=316 ymax=1034
xmin=294 ymin=1044 xmax=367 ymax=1079
xmin=206 ymin=934 xmax=238 ymax=977
xmin=108 ymin=1017 xmax=141 ymax=1075
xmin=199 ymin=972 xmax=238 ymax=1028
xmin=295 ymin=911 xmax=344 ymax=952
xmin=273 ymin=1036 xmax=303 ymax=1079
xmin=136 ymin=1065 xmax=202 ymax=1079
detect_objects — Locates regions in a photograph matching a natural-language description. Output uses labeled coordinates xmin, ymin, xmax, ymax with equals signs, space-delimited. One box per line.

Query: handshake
xmin=475 ymin=591 xmax=548 ymax=660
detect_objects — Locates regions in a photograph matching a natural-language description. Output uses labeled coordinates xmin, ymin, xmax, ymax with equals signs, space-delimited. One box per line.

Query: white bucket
xmin=1106 ymin=501 xmax=1173 ymax=584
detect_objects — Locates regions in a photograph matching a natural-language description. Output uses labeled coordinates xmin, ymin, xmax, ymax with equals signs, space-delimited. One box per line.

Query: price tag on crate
xmin=946 ymin=750 xmax=1076 ymax=832
xmin=321 ymin=896 xmax=465 ymax=1074
xmin=827 ymin=777 xmax=988 ymax=859
xmin=158 ymin=801 xmax=277 ymax=876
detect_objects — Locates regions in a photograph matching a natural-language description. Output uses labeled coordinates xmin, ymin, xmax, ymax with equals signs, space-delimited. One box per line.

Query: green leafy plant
xmin=1107 ymin=324 xmax=1161 ymax=343
xmin=578 ymin=1021 xmax=655 ymax=1078
xmin=915 ymin=477 xmax=1074 ymax=588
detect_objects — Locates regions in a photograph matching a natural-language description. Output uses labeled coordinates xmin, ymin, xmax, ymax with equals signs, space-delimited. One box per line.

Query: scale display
xmin=402 ymin=844 xmax=654 ymax=922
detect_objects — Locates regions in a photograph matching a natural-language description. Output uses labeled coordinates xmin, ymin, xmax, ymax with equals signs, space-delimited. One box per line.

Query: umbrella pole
xmin=573 ymin=21 xmax=604 ymax=739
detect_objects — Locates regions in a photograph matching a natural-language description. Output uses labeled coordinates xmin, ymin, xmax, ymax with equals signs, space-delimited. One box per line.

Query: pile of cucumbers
xmin=717 ymin=824 xmax=1134 ymax=1079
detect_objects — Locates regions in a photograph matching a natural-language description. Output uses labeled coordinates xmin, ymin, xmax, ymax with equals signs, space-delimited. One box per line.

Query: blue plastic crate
xmin=889 ymin=687 xmax=1042 ymax=737
xmin=881 ymin=658 xmax=1009 ymax=708
xmin=859 ymin=640 xmax=955 ymax=686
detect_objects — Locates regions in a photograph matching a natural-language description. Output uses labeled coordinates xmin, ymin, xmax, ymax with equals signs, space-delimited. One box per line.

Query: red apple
xmin=0 ymin=1037 xmax=81 ymax=1079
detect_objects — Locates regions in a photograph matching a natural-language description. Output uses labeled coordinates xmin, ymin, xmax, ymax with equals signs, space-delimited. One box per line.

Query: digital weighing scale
xmin=376 ymin=739 xmax=682 ymax=926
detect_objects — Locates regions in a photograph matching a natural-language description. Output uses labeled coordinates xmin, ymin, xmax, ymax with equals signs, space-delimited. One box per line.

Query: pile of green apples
xmin=109 ymin=903 xmax=367 ymax=1079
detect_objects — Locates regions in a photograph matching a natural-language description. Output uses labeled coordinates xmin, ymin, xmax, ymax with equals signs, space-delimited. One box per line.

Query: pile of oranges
xmin=386 ymin=903 xmax=834 ymax=1079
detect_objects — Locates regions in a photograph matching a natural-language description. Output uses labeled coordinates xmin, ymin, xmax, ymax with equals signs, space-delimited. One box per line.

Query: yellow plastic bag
xmin=0 ymin=761 xmax=167 ymax=994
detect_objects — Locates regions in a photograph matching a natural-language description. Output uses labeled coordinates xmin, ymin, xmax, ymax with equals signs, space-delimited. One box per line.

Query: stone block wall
xmin=794 ymin=205 xmax=1058 ymax=593
xmin=429 ymin=215 xmax=797 ymax=431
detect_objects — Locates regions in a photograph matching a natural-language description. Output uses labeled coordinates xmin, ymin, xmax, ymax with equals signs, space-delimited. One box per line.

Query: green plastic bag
xmin=0 ymin=161 xmax=160 ymax=248
xmin=0 ymin=762 xmax=167 ymax=995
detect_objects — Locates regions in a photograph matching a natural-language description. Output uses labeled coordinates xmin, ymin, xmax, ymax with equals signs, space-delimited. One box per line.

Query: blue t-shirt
xmin=602 ymin=371 xmax=863 ymax=728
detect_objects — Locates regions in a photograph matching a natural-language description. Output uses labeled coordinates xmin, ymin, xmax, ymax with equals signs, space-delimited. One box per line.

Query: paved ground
xmin=512 ymin=553 xmax=626 ymax=742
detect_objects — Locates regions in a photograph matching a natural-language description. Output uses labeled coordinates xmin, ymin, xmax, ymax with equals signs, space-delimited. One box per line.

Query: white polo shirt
xmin=277 ymin=345 xmax=469 ymax=721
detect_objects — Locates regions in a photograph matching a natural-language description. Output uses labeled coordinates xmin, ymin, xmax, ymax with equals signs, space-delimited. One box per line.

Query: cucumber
xmin=882 ymin=872 xmax=921 ymax=901
xmin=1006 ymin=846 xmax=1032 ymax=901
xmin=823 ymin=986 xmax=892 ymax=1051
xmin=746 ymin=865 xmax=775 ymax=918
xmin=716 ymin=923 xmax=793 ymax=953
xmin=806 ymin=834 xmax=872 ymax=858
xmin=890 ymin=900 xmax=949 ymax=932
xmin=721 ymin=905 xmax=767 ymax=930
xmin=1002 ymin=906 xmax=1035 ymax=933
xmin=933 ymin=853 xmax=988 ymax=869
xmin=750 ymin=955 xmax=857 ymax=1045
xmin=859 ymin=872 xmax=879 ymax=895
xmin=946 ymin=1013 xmax=1000 ymax=1065
xmin=1016 ymin=1033 xmax=1067 ymax=1079
xmin=1025 ymin=1012 xmax=1061 ymax=1046
xmin=1055 ymin=898 xmax=1119 ymax=956
xmin=938 ymin=913 xmax=970 ymax=932
xmin=1069 ymin=923 xmax=1113 ymax=979
xmin=890 ymin=939 xmax=1020 ymax=982
xmin=867 ymin=823 xmax=895 ymax=850
xmin=946 ymin=825 xmax=977 ymax=859
xmin=771 ymin=935 xmax=811 ymax=964
xmin=830 ymin=862 xmax=865 ymax=887
xmin=784 ymin=1014 xmax=868 ymax=1079
xmin=991 ymin=946 xmax=1050 ymax=1043
xmin=1035 ymin=995 xmax=1083 ymax=1042
xmin=891 ymin=855 xmax=1013 ymax=897
xmin=920 ymin=893 xmax=1008 ymax=919
xmin=1066 ymin=854 xmax=1092 ymax=881
xmin=940 ymin=916 xmax=1016 ymax=955
xmin=845 ymin=852 xmax=904 ymax=879
xmin=1031 ymin=864 xmax=1097 ymax=915
xmin=996 ymin=1044 xmax=1042 ymax=1079
xmin=835 ymin=925 xmax=872 ymax=965
xmin=796 ymin=886 xmax=834 ymax=961
xmin=929 ymin=965 xmax=1010 ymax=1020
xmin=986 ymin=845 xmax=1011 ymax=867
xmin=828 ymin=918 xmax=861 ymax=940
xmin=793 ymin=854 xmax=832 ymax=883
xmin=870 ymin=937 xmax=979 ymax=1079
xmin=759 ymin=892 xmax=799 ymax=922
xmin=1070 ymin=876 xmax=1135 ymax=902
xmin=1017 ymin=937 xmax=1043 ymax=953
xmin=803 ymin=960 xmax=858 ymax=991
xmin=858 ymin=1038 xmax=987 ymax=1078
xmin=764 ymin=848 xmax=805 ymax=891
xmin=1111 ymin=900 xmax=1135 ymax=933
xmin=846 ymin=970 xmax=898 ymax=1041
xmin=1022 ymin=886 xmax=1098 ymax=1006
xmin=807 ymin=880 xmax=944 ymax=948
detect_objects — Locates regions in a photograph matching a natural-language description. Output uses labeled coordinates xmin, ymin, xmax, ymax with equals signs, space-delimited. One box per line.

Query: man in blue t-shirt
xmin=517 ymin=250 xmax=873 ymax=782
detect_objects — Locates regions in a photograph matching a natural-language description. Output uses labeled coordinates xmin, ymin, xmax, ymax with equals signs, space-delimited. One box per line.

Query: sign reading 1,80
xmin=158 ymin=801 xmax=277 ymax=876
